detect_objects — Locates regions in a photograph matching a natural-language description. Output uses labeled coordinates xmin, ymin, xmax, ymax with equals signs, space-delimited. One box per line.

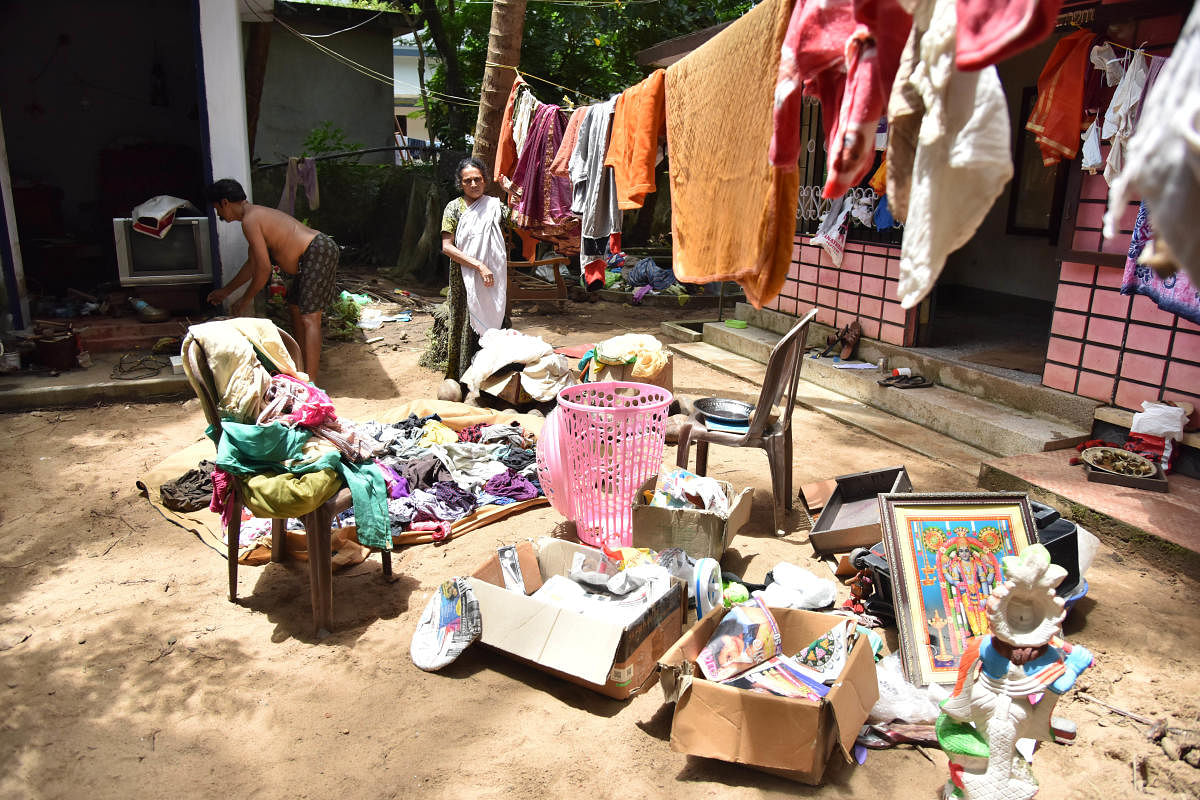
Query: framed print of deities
xmin=878 ymin=492 xmax=1037 ymax=686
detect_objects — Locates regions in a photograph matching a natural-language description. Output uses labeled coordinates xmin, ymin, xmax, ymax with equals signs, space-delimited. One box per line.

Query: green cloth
xmin=241 ymin=470 xmax=342 ymax=519
xmin=215 ymin=421 xmax=391 ymax=550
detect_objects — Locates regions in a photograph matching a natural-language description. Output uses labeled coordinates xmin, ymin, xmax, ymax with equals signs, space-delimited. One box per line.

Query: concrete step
xmin=668 ymin=342 xmax=989 ymax=476
xmin=734 ymin=302 xmax=1100 ymax=429
xmin=800 ymin=355 xmax=1090 ymax=457
xmin=700 ymin=320 xmax=782 ymax=364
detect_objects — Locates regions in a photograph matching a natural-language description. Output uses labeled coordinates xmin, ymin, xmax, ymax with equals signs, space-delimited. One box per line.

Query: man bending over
xmin=206 ymin=178 xmax=338 ymax=385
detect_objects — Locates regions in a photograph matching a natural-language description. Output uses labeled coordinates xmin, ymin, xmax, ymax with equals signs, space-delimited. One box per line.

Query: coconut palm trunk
xmin=472 ymin=0 xmax=528 ymax=184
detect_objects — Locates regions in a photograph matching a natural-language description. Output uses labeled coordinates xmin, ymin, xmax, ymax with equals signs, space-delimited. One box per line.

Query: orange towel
xmin=494 ymin=78 xmax=526 ymax=183
xmin=604 ymin=70 xmax=666 ymax=210
xmin=665 ymin=0 xmax=798 ymax=308
xmin=550 ymin=106 xmax=587 ymax=180
xmin=1025 ymin=30 xmax=1093 ymax=166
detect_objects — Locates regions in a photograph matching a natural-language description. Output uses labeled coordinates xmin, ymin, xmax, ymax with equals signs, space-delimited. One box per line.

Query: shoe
xmin=839 ymin=320 xmax=862 ymax=360
xmin=877 ymin=374 xmax=907 ymax=387
xmin=895 ymin=375 xmax=934 ymax=389
xmin=819 ymin=325 xmax=851 ymax=358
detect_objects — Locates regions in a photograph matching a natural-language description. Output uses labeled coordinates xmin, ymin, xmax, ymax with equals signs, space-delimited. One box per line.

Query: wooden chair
xmin=676 ymin=309 xmax=819 ymax=536
xmin=507 ymin=256 xmax=570 ymax=307
xmin=182 ymin=327 xmax=391 ymax=635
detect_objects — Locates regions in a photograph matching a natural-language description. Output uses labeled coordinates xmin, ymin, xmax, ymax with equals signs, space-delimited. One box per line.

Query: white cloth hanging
xmin=1089 ymin=44 xmax=1124 ymax=87
xmin=453 ymin=195 xmax=508 ymax=335
xmin=1101 ymin=49 xmax=1149 ymax=185
xmin=1080 ymin=120 xmax=1103 ymax=173
xmin=1104 ymin=4 xmax=1200 ymax=285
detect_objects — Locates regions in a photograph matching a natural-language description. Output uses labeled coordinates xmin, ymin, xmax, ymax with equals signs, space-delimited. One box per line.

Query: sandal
xmin=839 ymin=320 xmax=863 ymax=361
xmin=895 ymin=375 xmax=934 ymax=389
xmin=877 ymin=374 xmax=907 ymax=387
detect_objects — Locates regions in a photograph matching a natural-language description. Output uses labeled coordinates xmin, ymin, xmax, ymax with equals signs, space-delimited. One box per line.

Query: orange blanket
xmin=494 ymin=78 xmax=526 ymax=183
xmin=1025 ymin=30 xmax=1093 ymax=166
xmin=665 ymin=0 xmax=798 ymax=308
xmin=604 ymin=69 xmax=666 ymax=210
xmin=549 ymin=106 xmax=587 ymax=180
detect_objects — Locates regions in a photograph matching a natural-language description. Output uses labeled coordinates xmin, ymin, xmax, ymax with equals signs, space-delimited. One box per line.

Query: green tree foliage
xmin=416 ymin=0 xmax=752 ymax=147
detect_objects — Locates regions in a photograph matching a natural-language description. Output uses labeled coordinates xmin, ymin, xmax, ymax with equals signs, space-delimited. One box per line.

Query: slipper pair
xmin=877 ymin=374 xmax=933 ymax=389
xmin=819 ymin=320 xmax=864 ymax=360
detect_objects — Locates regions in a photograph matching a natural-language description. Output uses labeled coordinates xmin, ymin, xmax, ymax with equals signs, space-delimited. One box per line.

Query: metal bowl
xmin=694 ymin=397 xmax=755 ymax=425
xmin=1080 ymin=446 xmax=1155 ymax=477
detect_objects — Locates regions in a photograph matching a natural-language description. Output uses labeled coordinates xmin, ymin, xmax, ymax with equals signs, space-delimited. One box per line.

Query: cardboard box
xmin=588 ymin=356 xmax=673 ymax=394
xmin=468 ymin=538 xmax=684 ymax=700
xmin=631 ymin=475 xmax=754 ymax=560
xmin=658 ymin=606 xmax=879 ymax=784
xmin=809 ymin=466 xmax=912 ymax=554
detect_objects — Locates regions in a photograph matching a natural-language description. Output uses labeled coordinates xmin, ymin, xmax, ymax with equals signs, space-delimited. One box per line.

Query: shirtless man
xmin=205 ymin=178 xmax=338 ymax=385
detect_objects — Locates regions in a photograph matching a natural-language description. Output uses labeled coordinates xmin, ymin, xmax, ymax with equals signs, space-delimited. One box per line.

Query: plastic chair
xmin=675 ymin=309 xmax=818 ymax=536
xmin=182 ymin=326 xmax=391 ymax=635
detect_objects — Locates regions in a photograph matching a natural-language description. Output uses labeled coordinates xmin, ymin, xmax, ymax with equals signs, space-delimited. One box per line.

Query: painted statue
xmin=936 ymin=544 xmax=1093 ymax=800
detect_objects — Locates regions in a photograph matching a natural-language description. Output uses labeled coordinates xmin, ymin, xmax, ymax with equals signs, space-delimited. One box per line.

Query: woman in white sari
xmin=441 ymin=157 xmax=512 ymax=380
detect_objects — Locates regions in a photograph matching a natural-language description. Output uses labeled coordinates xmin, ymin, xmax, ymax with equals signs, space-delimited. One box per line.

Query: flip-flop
xmin=895 ymin=375 xmax=934 ymax=389
xmin=877 ymin=374 xmax=907 ymax=387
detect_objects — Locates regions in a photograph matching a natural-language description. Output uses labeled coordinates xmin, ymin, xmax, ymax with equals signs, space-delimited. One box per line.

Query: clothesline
xmin=1069 ymin=23 xmax=1165 ymax=55
xmin=485 ymin=61 xmax=603 ymax=104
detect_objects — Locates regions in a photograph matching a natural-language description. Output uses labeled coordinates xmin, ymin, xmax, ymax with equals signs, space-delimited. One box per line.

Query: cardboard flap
xmin=467 ymin=578 xmax=623 ymax=686
xmin=724 ymin=487 xmax=754 ymax=544
xmin=824 ymin=636 xmax=880 ymax=758
xmin=470 ymin=541 xmax=542 ymax=593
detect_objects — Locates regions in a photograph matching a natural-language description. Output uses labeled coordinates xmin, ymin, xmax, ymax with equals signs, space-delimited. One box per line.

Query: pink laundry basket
xmin=556 ymin=381 xmax=674 ymax=549
xmin=535 ymin=407 xmax=574 ymax=519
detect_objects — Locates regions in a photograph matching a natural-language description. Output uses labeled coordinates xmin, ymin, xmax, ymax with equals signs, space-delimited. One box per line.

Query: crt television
xmin=113 ymin=216 xmax=214 ymax=287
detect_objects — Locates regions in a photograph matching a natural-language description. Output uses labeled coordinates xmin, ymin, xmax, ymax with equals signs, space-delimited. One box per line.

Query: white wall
xmin=199 ymin=0 xmax=252 ymax=283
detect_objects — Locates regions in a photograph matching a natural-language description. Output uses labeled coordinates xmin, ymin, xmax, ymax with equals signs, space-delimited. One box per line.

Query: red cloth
xmin=604 ymin=69 xmax=667 ymax=210
xmin=770 ymin=0 xmax=911 ymax=199
xmin=1025 ymin=30 xmax=1094 ymax=166
xmin=955 ymin=0 xmax=1064 ymax=71
xmin=493 ymin=78 xmax=525 ymax=184
xmin=549 ymin=106 xmax=587 ymax=180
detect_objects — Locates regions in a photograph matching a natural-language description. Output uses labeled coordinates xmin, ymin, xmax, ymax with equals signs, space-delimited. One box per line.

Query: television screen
xmin=114 ymin=216 xmax=213 ymax=286
xmin=129 ymin=223 xmax=200 ymax=273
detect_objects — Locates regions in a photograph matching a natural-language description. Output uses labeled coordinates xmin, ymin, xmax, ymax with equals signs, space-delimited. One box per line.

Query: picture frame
xmin=878 ymin=492 xmax=1037 ymax=686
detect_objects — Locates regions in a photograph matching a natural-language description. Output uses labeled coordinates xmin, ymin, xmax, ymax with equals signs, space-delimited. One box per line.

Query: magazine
xmin=722 ymin=655 xmax=830 ymax=700
xmin=695 ymin=596 xmax=783 ymax=681
xmin=792 ymin=618 xmax=858 ymax=684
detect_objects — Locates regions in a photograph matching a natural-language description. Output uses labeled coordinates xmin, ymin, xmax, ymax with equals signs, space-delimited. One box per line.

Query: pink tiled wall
xmin=767 ymin=236 xmax=916 ymax=346
xmin=1042 ymin=256 xmax=1200 ymax=412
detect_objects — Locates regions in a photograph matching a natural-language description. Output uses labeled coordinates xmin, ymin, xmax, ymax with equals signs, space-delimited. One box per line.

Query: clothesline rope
xmin=485 ymin=61 xmax=603 ymax=104
xmin=1069 ymin=24 xmax=1155 ymax=55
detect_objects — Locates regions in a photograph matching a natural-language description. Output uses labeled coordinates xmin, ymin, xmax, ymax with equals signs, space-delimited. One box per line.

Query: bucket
xmin=34 ymin=333 xmax=79 ymax=371
xmin=557 ymin=381 xmax=673 ymax=549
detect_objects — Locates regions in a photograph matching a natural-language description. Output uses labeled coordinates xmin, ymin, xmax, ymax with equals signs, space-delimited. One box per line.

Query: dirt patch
xmin=0 ymin=295 xmax=1197 ymax=799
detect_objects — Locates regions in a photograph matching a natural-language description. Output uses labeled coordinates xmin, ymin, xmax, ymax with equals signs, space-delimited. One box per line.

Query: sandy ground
xmin=1 ymin=292 xmax=1198 ymax=800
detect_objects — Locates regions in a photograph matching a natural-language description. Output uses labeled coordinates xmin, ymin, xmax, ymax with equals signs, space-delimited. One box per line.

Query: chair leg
xmin=312 ymin=507 xmax=334 ymax=635
xmin=381 ymin=548 xmax=393 ymax=579
xmin=766 ymin=440 xmax=786 ymax=537
xmin=227 ymin=499 xmax=242 ymax=603
xmin=675 ymin=423 xmax=693 ymax=470
xmin=783 ymin=429 xmax=794 ymax=512
xmin=271 ymin=518 xmax=286 ymax=563
xmin=695 ymin=440 xmax=709 ymax=477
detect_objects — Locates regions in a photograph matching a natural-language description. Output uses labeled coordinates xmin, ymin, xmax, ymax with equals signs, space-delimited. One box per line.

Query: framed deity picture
xmin=878 ymin=492 xmax=1037 ymax=686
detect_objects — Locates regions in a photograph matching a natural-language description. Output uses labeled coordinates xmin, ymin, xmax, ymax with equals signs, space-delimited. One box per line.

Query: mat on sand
xmin=136 ymin=400 xmax=547 ymax=561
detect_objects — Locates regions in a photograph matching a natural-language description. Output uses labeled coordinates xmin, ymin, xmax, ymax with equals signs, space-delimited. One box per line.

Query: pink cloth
xmin=770 ymin=0 xmax=911 ymax=199
xmin=257 ymin=373 xmax=337 ymax=428
xmin=510 ymin=104 xmax=578 ymax=242
xmin=955 ymin=0 xmax=1063 ymax=71
xmin=210 ymin=467 xmax=235 ymax=528
xmin=410 ymin=520 xmax=451 ymax=542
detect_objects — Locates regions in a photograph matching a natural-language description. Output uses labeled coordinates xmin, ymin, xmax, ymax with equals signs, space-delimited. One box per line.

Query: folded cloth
xmin=1024 ymin=29 xmax=1093 ymax=166
xmin=131 ymin=195 xmax=197 ymax=238
xmin=604 ymin=69 xmax=666 ymax=210
xmin=1103 ymin=3 xmax=1200 ymax=287
xmin=888 ymin=0 xmax=1012 ymax=309
xmin=666 ymin=0 xmax=799 ymax=309
xmin=954 ymin=0 xmax=1063 ymax=71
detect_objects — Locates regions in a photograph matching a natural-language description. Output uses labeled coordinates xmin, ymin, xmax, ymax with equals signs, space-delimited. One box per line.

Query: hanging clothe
xmin=954 ymin=0 xmax=1064 ymax=71
xmin=494 ymin=79 xmax=527 ymax=185
xmin=1105 ymin=3 xmax=1200 ymax=288
xmin=886 ymin=0 xmax=1012 ymax=309
xmin=1089 ymin=43 xmax=1125 ymax=87
xmin=1121 ymin=202 xmax=1200 ymax=326
xmin=1024 ymin=30 xmax=1093 ymax=166
xmin=666 ymin=0 xmax=798 ymax=308
xmin=771 ymin=0 xmax=911 ymax=200
xmin=604 ymin=69 xmax=667 ymax=210
xmin=278 ymin=157 xmax=319 ymax=216
xmin=569 ymin=99 xmax=623 ymax=269
xmin=1101 ymin=49 xmax=1149 ymax=186
xmin=510 ymin=104 xmax=581 ymax=253
xmin=549 ymin=106 xmax=588 ymax=180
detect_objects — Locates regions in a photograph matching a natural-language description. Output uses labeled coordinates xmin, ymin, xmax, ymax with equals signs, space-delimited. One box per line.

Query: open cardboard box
xmin=631 ymin=475 xmax=754 ymax=561
xmin=467 ymin=538 xmax=685 ymax=700
xmin=587 ymin=356 xmax=674 ymax=393
xmin=658 ymin=606 xmax=879 ymax=784
xmin=809 ymin=466 xmax=912 ymax=554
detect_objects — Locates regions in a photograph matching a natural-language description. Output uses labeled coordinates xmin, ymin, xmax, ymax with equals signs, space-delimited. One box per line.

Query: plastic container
xmin=557 ymin=381 xmax=673 ymax=549
xmin=535 ymin=407 xmax=573 ymax=518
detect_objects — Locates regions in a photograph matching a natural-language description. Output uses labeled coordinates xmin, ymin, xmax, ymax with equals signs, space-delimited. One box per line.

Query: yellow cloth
xmin=418 ymin=420 xmax=458 ymax=447
xmin=182 ymin=318 xmax=305 ymax=423
xmin=594 ymin=333 xmax=668 ymax=380
xmin=238 ymin=469 xmax=342 ymax=519
xmin=664 ymin=0 xmax=799 ymax=309
xmin=869 ymin=159 xmax=888 ymax=196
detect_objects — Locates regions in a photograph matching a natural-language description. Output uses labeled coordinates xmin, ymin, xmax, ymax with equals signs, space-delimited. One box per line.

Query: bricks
xmin=1050 ymin=310 xmax=1087 ymax=338
xmin=1042 ymin=363 xmax=1077 ymax=393
xmin=796 ymin=283 xmax=817 ymax=303
xmin=1094 ymin=265 xmax=1125 ymax=289
xmin=1060 ymin=261 xmax=1096 ymax=284
xmin=799 ymin=264 xmax=819 ymax=284
xmin=880 ymin=323 xmax=906 ymax=346
xmin=1073 ymin=229 xmax=1101 ymax=251
xmin=1082 ymin=344 xmax=1119 ymax=374
xmin=1055 ymin=283 xmax=1092 ymax=312
xmin=860 ymin=297 xmax=883 ymax=319
xmin=861 ymin=276 xmax=885 ymax=297
xmin=1115 ymin=379 xmax=1161 ymax=411
xmin=1045 ymin=336 xmax=1082 ymax=366
xmin=861 ymin=255 xmax=887 ymax=277
xmin=1121 ymin=353 xmax=1167 ymax=384
xmin=1131 ymin=294 xmax=1177 ymax=326
xmin=818 ymin=267 xmax=839 ymax=288
xmin=817 ymin=287 xmax=837 ymax=308
xmin=1090 ymin=289 xmax=1130 ymax=318
xmin=836 ymin=291 xmax=859 ymax=312
xmin=1166 ymin=360 xmax=1200 ymax=393
xmin=838 ymin=271 xmax=861 ymax=293
xmin=883 ymin=301 xmax=909 ymax=325
xmin=1076 ymin=371 xmax=1115 ymax=402
xmin=860 ymin=318 xmax=881 ymax=339
xmin=1171 ymin=331 xmax=1200 ymax=362
xmin=1086 ymin=316 xmax=1126 ymax=347
xmin=1126 ymin=323 xmax=1173 ymax=354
